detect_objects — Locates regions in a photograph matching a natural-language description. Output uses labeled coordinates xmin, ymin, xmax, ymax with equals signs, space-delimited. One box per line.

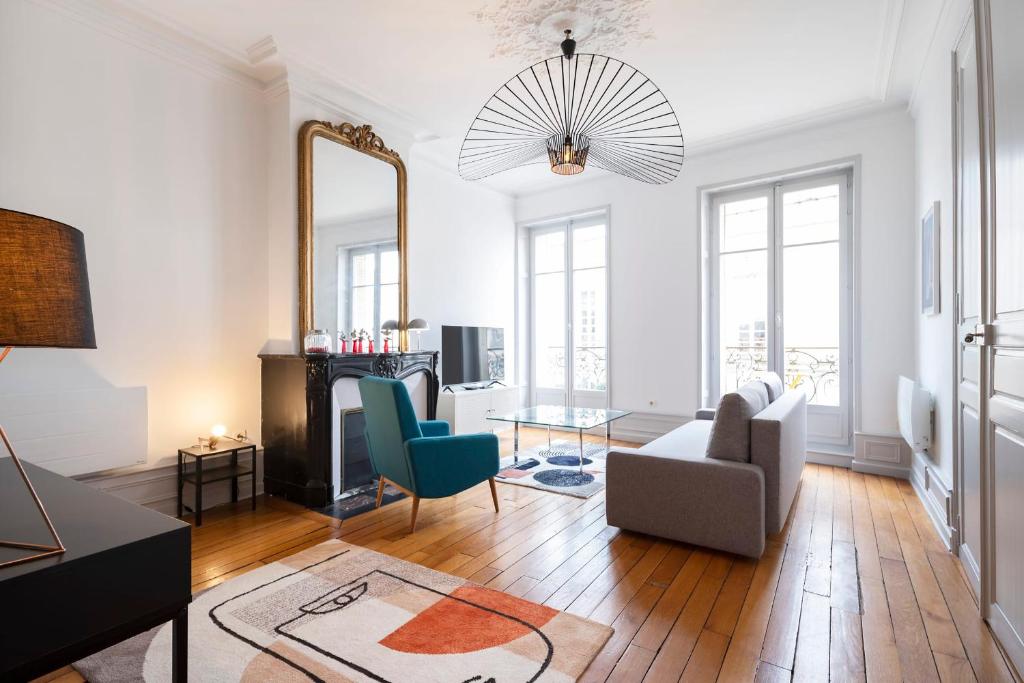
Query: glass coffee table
xmin=487 ymin=405 xmax=632 ymax=487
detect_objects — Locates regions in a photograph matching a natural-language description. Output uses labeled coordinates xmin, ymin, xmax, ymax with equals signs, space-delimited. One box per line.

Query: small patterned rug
xmin=496 ymin=439 xmax=607 ymax=498
xmin=74 ymin=539 xmax=613 ymax=682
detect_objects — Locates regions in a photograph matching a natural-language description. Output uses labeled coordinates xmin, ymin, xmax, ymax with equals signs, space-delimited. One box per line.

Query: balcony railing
xmin=723 ymin=345 xmax=839 ymax=405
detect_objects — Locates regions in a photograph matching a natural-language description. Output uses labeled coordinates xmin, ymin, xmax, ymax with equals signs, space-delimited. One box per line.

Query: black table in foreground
xmin=0 ymin=460 xmax=191 ymax=682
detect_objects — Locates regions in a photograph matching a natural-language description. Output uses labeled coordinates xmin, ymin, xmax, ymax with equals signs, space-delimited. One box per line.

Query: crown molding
xmin=286 ymin=61 xmax=434 ymax=148
xmin=907 ymin=0 xmax=960 ymax=113
xmin=684 ymin=98 xmax=906 ymax=158
xmin=875 ymin=0 xmax=906 ymax=101
xmin=30 ymin=0 xmax=266 ymax=93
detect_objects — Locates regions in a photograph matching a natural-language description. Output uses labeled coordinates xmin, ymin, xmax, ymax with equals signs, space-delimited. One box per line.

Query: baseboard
xmin=806 ymin=450 xmax=854 ymax=468
xmin=75 ymin=449 xmax=264 ymax=517
xmin=852 ymin=432 xmax=911 ymax=479
xmin=609 ymin=412 xmax=689 ymax=444
xmin=909 ymin=450 xmax=957 ymax=551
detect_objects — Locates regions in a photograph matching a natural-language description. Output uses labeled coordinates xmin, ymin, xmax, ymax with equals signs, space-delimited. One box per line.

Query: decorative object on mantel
xmin=72 ymin=539 xmax=613 ymax=682
xmin=921 ymin=200 xmax=940 ymax=315
xmin=459 ymin=26 xmax=683 ymax=184
xmin=408 ymin=317 xmax=429 ymax=351
xmin=381 ymin=319 xmax=399 ymax=353
xmin=337 ymin=330 xmax=348 ymax=353
xmin=303 ymin=328 xmax=332 ymax=354
xmin=0 ymin=208 xmax=96 ymax=570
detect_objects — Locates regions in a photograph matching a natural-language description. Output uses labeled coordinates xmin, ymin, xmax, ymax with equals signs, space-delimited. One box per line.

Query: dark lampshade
xmin=0 ymin=209 xmax=96 ymax=349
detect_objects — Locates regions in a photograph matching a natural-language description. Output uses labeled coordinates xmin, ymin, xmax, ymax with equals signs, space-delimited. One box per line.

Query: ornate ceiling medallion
xmin=474 ymin=0 xmax=655 ymax=61
xmin=459 ymin=29 xmax=684 ymax=184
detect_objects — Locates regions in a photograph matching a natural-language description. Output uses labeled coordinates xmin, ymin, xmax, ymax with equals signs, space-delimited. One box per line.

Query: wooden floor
xmin=41 ymin=428 xmax=1017 ymax=682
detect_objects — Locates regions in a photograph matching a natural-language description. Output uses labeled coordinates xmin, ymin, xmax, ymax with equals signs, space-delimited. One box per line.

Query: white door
xmin=954 ymin=8 xmax=984 ymax=595
xmin=973 ymin=0 xmax=1024 ymax=670
xmin=708 ymin=173 xmax=851 ymax=446
xmin=529 ymin=214 xmax=609 ymax=409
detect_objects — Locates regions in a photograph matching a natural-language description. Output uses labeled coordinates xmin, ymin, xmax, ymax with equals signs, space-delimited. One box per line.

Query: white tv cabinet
xmin=437 ymin=385 xmax=518 ymax=435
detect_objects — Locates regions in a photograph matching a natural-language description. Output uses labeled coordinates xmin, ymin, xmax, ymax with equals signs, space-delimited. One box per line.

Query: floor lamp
xmin=0 ymin=209 xmax=96 ymax=570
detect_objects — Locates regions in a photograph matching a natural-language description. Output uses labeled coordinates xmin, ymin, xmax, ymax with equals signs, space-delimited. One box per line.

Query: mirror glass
xmin=312 ymin=136 xmax=399 ymax=349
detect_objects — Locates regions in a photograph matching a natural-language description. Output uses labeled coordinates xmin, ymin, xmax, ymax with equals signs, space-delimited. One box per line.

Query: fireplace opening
xmin=340 ymin=407 xmax=375 ymax=496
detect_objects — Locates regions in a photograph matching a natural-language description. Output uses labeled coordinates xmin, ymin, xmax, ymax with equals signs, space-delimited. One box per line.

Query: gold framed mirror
xmin=298 ymin=121 xmax=408 ymax=352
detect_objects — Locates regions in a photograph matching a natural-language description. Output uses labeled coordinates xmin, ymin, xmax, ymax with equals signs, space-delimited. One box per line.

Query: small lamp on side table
xmin=408 ymin=318 xmax=429 ymax=351
xmin=0 ymin=209 xmax=96 ymax=569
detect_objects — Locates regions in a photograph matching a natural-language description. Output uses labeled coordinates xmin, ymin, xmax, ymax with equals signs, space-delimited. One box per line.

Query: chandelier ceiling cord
xmin=459 ymin=29 xmax=684 ymax=184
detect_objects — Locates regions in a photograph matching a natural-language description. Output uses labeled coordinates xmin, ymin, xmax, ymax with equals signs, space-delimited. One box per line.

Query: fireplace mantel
xmin=260 ymin=351 xmax=439 ymax=507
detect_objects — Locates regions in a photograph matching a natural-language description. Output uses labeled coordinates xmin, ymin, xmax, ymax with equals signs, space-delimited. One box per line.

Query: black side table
xmin=177 ymin=441 xmax=256 ymax=526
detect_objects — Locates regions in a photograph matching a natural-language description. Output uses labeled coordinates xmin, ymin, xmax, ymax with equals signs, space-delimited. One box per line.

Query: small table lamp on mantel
xmin=0 ymin=208 xmax=96 ymax=570
xmin=408 ymin=318 xmax=429 ymax=351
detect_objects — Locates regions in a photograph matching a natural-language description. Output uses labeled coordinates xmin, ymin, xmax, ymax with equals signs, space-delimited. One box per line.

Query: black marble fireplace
xmin=260 ymin=351 xmax=439 ymax=508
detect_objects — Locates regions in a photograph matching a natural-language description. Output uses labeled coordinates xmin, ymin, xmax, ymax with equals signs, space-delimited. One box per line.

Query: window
xmin=341 ymin=241 xmax=398 ymax=346
xmin=528 ymin=213 xmax=608 ymax=409
xmin=705 ymin=172 xmax=851 ymax=445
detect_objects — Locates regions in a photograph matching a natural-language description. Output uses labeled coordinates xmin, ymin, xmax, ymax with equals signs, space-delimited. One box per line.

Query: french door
xmin=960 ymin=0 xmax=1024 ymax=671
xmin=529 ymin=214 xmax=608 ymax=410
xmin=707 ymin=172 xmax=851 ymax=446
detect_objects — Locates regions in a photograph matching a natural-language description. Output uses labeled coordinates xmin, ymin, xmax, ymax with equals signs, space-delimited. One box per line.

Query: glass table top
xmin=487 ymin=405 xmax=632 ymax=430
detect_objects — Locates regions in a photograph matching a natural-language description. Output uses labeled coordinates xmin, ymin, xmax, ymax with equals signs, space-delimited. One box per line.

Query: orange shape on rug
xmin=379 ymin=584 xmax=559 ymax=655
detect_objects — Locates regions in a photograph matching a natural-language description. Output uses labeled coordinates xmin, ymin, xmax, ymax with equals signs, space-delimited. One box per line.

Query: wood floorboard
xmin=39 ymin=427 xmax=1018 ymax=683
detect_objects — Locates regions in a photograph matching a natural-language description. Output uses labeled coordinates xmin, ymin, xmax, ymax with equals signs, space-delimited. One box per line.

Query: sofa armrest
xmin=695 ymin=409 xmax=717 ymax=421
xmin=606 ymin=447 xmax=765 ymax=557
xmin=751 ymin=391 xmax=807 ymax=535
xmin=405 ymin=433 xmax=499 ymax=498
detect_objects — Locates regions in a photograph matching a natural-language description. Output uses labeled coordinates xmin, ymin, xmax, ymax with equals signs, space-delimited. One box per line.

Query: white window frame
xmin=705 ymin=170 xmax=853 ymax=447
xmin=341 ymin=240 xmax=398 ymax=346
xmin=525 ymin=210 xmax=611 ymax=410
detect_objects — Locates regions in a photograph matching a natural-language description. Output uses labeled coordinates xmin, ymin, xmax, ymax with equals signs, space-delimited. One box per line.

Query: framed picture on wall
xmin=921 ymin=201 xmax=940 ymax=315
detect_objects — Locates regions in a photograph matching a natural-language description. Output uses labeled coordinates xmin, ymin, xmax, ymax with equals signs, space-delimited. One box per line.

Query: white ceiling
xmin=113 ymin=0 xmax=944 ymax=194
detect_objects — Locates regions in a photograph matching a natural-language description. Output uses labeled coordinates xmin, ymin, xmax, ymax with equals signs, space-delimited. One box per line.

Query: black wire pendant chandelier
xmin=459 ymin=29 xmax=684 ymax=184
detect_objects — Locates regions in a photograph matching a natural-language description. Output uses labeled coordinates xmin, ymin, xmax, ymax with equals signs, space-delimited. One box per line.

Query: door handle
xmin=964 ymin=324 xmax=991 ymax=345
xmin=964 ymin=332 xmax=979 ymax=344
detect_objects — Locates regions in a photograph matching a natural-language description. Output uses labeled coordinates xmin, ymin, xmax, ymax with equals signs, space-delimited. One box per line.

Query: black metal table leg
xmin=250 ymin=446 xmax=256 ymax=510
xmin=176 ymin=450 xmax=184 ymax=518
xmin=230 ymin=449 xmax=239 ymax=504
xmin=172 ymin=606 xmax=188 ymax=682
xmin=195 ymin=457 xmax=203 ymax=527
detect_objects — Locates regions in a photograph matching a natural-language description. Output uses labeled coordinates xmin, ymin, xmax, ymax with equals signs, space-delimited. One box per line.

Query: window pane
xmin=573 ymin=267 xmax=607 ymax=390
xmin=534 ymin=230 xmax=565 ymax=274
xmin=573 ymin=224 xmax=606 ymax=269
xmin=719 ymin=196 xmax=768 ymax=252
xmin=380 ymin=283 xmax=398 ymax=340
xmin=719 ymin=250 xmax=768 ymax=395
xmin=351 ymin=285 xmax=374 ymax=335
xmin=783 ymin=184 xmax=840 ymax=245
xmin=783 ymin=242 xmax=840 ymax=405
xmin=379 ymin=247 xmax=399 ymax=284
xmin=535 ymin=271 xmax=565 ymax=388
xmin=351 ymin=252 xmax=375 ymax=286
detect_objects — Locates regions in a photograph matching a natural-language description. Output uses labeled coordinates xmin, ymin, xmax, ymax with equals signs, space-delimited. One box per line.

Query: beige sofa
xmin=606 ymin=386 xmax=806 ymax=558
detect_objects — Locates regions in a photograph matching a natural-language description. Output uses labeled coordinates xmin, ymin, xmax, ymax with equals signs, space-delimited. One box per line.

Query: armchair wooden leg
xmin=375 ymin=478 xmax=387 ymax=508
xmin=410 ymin=496 xmax=420 ymax=533
xmin=488 ymin=478 xmax=500 ymax=513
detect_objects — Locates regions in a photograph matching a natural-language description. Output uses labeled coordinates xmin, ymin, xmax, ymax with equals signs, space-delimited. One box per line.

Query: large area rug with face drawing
xmin=74 ymin=539 xmax=613 ymax=682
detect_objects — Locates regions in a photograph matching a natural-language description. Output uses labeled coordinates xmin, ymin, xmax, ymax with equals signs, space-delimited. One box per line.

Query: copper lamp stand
xmin=0 ymin=347 xmax=66 ymax=570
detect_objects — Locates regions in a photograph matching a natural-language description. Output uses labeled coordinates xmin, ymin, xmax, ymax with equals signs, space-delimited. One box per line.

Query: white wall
xmin=406 ymin=153 xmax=516 ymax=375
xmin=516 ymin=108 xmax=917 ymax=445
xmin=911 ymin=0 xmax=972 ymax=486
xmin=0 ymin=0 xmax=269 ymax=472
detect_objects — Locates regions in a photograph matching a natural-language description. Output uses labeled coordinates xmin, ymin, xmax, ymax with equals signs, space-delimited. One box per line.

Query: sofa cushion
xmin=641 ymin=418 xmax=713 ymax=458
xmin=742 ymin=380 xmax=769 ymax=411
xmin=762 ymin=372 xmax=785 ymax=402
xmin=705 ymin=382 xmax=766 ymax=463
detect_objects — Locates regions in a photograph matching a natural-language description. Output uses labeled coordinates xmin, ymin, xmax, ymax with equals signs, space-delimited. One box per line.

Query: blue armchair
xmin=357 ymin=376 xmax=500 ymax=532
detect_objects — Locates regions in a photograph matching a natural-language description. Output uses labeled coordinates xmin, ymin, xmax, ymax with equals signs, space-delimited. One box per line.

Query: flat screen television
xmin=441 ymin=325 xmax=505 ymax=386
